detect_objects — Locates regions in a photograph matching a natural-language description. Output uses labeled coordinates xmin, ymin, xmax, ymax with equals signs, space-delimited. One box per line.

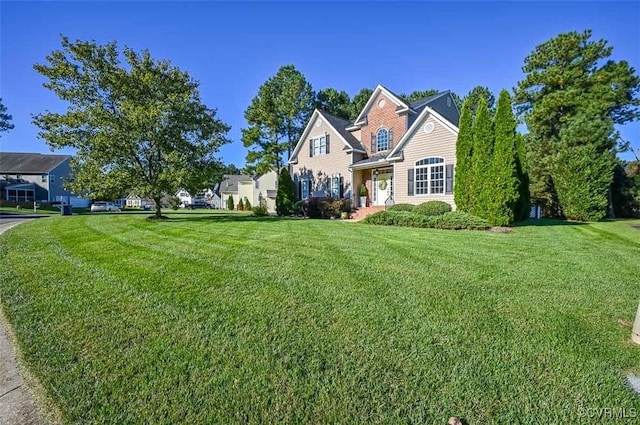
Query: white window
xmin=312 ymin=136 xmax=327 ymax=156
xmin=255 ymin=179 xmax=260 ymax=189
xmin=301 ymin=180 xmax=309 ymax=200
xmin=41 ymin=175 xmax=46 ymax=183
xmin=415 ymin=157 xmax=444 ymax=195
xmin=377 ymin=128 xmax=389 ymax=152
xmin=49 ymin=174 xmax=55 ymax=184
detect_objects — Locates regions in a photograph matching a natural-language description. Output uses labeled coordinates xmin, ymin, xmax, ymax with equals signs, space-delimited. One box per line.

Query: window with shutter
xmin=325 ymin=134 xmax=330 ymax=154
xmin=309 ymin=139 xmax=313 ymax=157
xmin=376 ymin=128 xmax=389 ymax=151
xmin=339 ymin=176 xmax=344 ymax=198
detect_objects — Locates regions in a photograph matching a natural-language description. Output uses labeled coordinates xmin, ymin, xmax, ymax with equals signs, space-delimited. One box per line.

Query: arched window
xmin=377 ymin=128 xmax=389 ymax=151
xmin=415 ymin=157 xmax=444 ymax=195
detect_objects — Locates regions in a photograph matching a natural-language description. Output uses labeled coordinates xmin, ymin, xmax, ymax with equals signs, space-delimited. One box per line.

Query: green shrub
xmin=293 ymin=200 xmax=305 ymax=216
xmin=324 ymin=199 xmax=349 ymax=218
xmin=244 ymin=198 xmax=251 ymax=211
xmin=362 ymin=210 xmax=489 ymax=230
xmin=252 ymin=205 xmax=269 ymax=216
xmin=237 ymin=198 xmax=244 ymax=211
xmin=388 ymin=203 xmax=415 ymax=212
xmin=428 ymin=212 xmax=490 ymax=230
xmin=226 ymin=195 xmax=234 ymax=210
xmin=414 ymin=201 xmax=452 ymax=216
xmin=168 ymin=196 xmax=181 ymax=211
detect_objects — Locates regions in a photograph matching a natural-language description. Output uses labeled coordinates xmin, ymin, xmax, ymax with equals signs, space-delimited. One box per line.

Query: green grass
xmin=1 ymin=213 xmax=639 ymax=423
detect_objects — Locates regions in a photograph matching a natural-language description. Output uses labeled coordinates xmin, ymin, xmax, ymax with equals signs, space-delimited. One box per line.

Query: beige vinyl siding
xmin=393 ymin=113 xmax=458 ymax=208
xmin=349 ymin=129 xmax=361 ymax=143
xmin=292 ymin=115 xmax=354 ymax=198
xmin=254 ymin=170 xmax=278 ymax=212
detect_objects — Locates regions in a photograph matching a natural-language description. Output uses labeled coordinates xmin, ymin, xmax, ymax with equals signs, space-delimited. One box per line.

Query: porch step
xmin=349 ymin=206 xmax=386 ymax=221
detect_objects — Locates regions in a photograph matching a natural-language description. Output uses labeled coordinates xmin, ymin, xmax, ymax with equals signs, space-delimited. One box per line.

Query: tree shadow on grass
xmin=513 ymin=218 xmax=587 ymax=227
xmin=163 ymin=213 xmax=294 ymax=223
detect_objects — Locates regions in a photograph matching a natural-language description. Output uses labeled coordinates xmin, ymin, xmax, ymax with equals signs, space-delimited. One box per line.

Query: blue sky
xmin=1 ymin=1 xmax=639 ymax=166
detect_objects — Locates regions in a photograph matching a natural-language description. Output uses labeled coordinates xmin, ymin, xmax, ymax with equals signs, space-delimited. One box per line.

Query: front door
xmin=373 ymin=171 xmax=392 ymax=206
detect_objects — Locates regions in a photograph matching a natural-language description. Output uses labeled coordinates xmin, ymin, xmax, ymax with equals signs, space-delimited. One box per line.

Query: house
xmin=252 ymin=170 xmax=278 ymax=212
xmin=176 ymin=189 xmax=192 ymax=207
xmin=288 ymin=85 xmax=459 ymax=210
xmin=125 ymin=194 xmax=154 ymax=208
xmin=219 ymin=174 xmax=252 ymax=209
xmin=0 ymin=152 xmax=89 ymax=206
xmin=217 ymin=171 xmax=278 ymax=212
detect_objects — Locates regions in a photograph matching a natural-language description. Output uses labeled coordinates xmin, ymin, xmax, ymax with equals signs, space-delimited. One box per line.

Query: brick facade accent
xmin=353 ymin=93 xmax=409 ymax=155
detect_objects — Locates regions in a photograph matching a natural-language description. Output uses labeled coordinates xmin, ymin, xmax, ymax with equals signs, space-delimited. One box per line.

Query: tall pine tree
xmin=454 ymin=98 xmax=474 ymax=212
xmin=486 ymin=90 xmax=519 ymax=225
xmin=469 ymin=97 xmax=494 ymax=218
xmin=514 ymin=133 xmax=531 ymax=220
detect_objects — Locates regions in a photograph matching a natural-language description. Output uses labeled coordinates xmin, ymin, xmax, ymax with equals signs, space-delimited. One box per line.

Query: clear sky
xmin=1 ymin=1 xmax=639 ymax=166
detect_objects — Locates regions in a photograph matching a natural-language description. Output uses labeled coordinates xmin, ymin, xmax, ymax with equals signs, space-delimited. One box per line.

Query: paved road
xmin=0 ymin=216 xmax=48 ymax=425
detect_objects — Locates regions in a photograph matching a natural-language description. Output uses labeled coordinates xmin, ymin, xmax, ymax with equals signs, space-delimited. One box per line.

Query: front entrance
xmin=372 ymin=169 xmax=392 ymax=206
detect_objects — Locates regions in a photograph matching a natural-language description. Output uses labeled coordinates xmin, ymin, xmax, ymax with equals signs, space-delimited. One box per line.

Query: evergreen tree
xmin=464 ymin=86 xmax=496 ymax=117
xmin=244 ymin=197 xmax=251 ymax=210
xmin=237 ymin=198 xmax=244 ymax=211
xmin=469 ymin=97 xmax=494 ymax=218
xmin=227 ymin=195 xmax=234 ymax=210
xmin=454 ymin=98 xmax=474 ymax=212
xmin=275 ymin=167 xmax=297 ymax=216
xmin=0 ymin=98 xmax=14 ymax=136
xmin=486 ymin=90 xmax=519 ymax=225
xmin=315 ymin=88 xmax=352 ymax=120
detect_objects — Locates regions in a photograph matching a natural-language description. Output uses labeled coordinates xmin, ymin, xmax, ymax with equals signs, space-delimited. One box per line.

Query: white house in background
xmin=217 ymin=171 xmax=278 ymax=212
xmin=252 ymin=170 xmax=278 ymax=212
xmin=125 ymin=194 xmax=154 ymax=208
xmin=176 ymin=189 xmax=192 ymax=207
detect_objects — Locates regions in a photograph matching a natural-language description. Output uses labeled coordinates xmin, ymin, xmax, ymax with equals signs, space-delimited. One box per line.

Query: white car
xmin=91 ymin=201 xmax=120 ymax=212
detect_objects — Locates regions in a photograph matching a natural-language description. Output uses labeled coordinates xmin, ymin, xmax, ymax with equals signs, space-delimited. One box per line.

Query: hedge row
xmin=362 ymin=210 xmax=490 ymax=230
xmin=389 ymin=201 xmax=452 ymax=216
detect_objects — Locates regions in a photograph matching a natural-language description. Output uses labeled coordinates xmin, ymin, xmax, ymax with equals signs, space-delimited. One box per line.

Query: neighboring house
xmin=0 ymin=152 xmax=87 ymax=205
xmin=217 ymin=171 xmax=278 ymax=212
xmin=125 ymin=194 xmax=154 ymax=208
xmin=252 ymin=170 xmax=278 ymax=212
xmin=176 ymin=189 xmax=192 ymax=207
xmin=219 ymin=174 xmax=252 ymax=209
xmin=288 ymin=85 xmax=459 ymax=209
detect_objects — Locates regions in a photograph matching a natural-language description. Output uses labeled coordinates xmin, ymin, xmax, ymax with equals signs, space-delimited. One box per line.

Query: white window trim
xmin=415 ymin=157 xmax=445 ymax=196
xmin=311 ymin=135 xmax=327 ymax=156
xmin=377 ymin=128 xmax=389 ymax=152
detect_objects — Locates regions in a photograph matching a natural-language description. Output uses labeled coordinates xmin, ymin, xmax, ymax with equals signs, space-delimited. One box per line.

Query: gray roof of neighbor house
xmin=219 ymin=174 xmax=252 ymax=193
xmin=317 ymin=110 xmax=366 ymax=152
xmin=0 ymin=152 xmax=71 ymax=173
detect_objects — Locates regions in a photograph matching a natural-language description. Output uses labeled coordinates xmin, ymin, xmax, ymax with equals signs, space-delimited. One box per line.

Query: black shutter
xmin=298 ymin=180 xmax=302 ymax=200
xmin=339 ymin=176 xmax=344 ymax=198
xmin=371 ymin=133 xmax=377 ymax=153
xmin=445 ymin=164 xmax=454 ymax=194
xmin=388 ymin=128 xmax=394 ymax=149
xmin=325 ymin=134 xmax=330 ymax=154
xmin=309 ymin=139 xmax=313 ymax=157
xmin=408 ymin=168 xmax=414 ymax=196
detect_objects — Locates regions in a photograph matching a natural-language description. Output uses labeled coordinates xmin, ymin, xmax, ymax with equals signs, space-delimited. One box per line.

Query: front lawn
xmin=0 ymin=214 xmax=638 ymax=423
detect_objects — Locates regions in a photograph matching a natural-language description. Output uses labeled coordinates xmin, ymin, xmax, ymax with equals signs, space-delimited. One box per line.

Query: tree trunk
xmin=154 ymin=196 xmax=162 ymax=219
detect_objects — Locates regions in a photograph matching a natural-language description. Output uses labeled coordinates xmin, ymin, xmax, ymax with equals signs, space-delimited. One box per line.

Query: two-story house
xmin=0 ymin=152 xmax=82 ymax=204
xmin=288 ymin=85 xmax=460 ymax=210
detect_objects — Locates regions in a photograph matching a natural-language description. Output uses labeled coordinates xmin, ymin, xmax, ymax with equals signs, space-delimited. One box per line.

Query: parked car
xmin=188 ymin=199 xmax=211 ymax=209
xmin=91 ymin=201 xmax=120 ymax=212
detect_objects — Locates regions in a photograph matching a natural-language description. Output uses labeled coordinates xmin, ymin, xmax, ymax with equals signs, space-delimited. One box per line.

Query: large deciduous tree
xmin=315 ymin=88 xmax=351 ymax=120
xmin=514 ymin=29 xmax=640 ymax=219
xmin=33 ymin=36 xmax=230 ymax=219
xmin=242 ymin=65 xmax=314 ymax=174
xmin=0 ymin=98 xmax=14 ymax=136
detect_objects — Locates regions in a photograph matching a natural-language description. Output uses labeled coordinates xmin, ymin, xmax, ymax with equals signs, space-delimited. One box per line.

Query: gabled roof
xmin=0 ymin=152 xmax=70 ymax=173
xmin=387 ymin=104 xmax=459 ymax=160
xmin=289 ymin=109 xmax=366 ymax=163
xmin=219 ymin=174 xmax=252 ymax=193
xmin=352 ymin=84 xmax=414 ymax=126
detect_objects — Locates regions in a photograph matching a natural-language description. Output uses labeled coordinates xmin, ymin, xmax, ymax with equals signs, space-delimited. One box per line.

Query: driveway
xmin=0 ymin=215 xmax=49 ymax=425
